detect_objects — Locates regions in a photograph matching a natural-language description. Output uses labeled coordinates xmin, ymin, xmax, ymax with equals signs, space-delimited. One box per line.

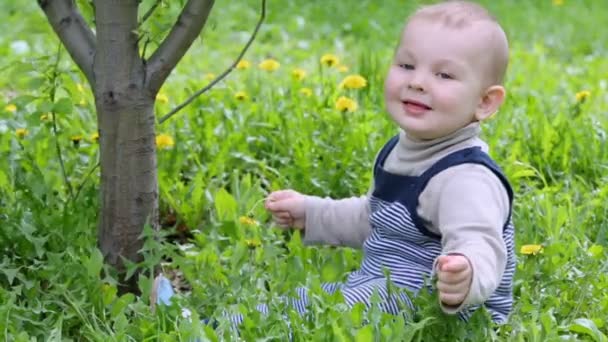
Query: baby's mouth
xmin=403 ymin=100 xmax=432 ymax=114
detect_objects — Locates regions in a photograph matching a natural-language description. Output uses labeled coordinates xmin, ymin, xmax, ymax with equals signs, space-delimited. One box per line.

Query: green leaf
xmin=588 ymin=245 xmax=604 ymax=259
xmin=1 ymin=267 xmax=19 ymax=285
xmin=85 ymin=248 xmax=104 ymax=278
xmin=214 ymin=188 xmax=237 ymax=221
xmin=111 ymin=293 xmax=135 ymax=318
xmin=53 ymin=97 xmax=73 ymax=115
xmin=569 ymin=318 xmax=607 ymax=342
xmin=355 ymin=325 xmax=374 ymax=342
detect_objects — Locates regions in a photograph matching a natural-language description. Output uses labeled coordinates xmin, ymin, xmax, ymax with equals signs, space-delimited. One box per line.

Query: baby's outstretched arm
xmin=265 ymin=189 xmax=371 ymax=248
xmin=422 ymin=164 xmax=510 ymax=313
xmin=265 ymin=190 xmax=306 ymax=229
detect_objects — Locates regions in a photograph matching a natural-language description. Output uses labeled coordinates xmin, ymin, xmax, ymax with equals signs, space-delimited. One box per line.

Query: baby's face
xmin=384 ymin=18 xmax=494 ymax=140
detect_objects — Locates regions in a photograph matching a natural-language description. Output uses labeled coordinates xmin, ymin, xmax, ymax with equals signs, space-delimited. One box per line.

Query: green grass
xmin=1 ymin=0 xmax=607 ymax=340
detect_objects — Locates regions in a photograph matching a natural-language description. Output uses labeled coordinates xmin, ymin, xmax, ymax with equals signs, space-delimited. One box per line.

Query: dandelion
xmin=5 ymin=104 xmax=17 ymax=113
xmin=258 ymin=59 xmax=280 ymax=72
xmin=156 ymin=92 xmax=169 ymax=104
xmin=91 ymin=132 xmax=99 ymax=142
xmin=552 ymin=0 xmax=563 ymax=6
xmin=239 ymin=216 xmax=258 ymax=226
xmin=299 ymin=88 xmax=313 ymax=97
xmin=320 ymin=54 xmax=339 ymax=67
xmin=291 ymin=68 xmax=307 ymax=81
xmin=15 ymin=128 xmax=28 ymax=138
xmin=520 ymin=244 xmax=543 ymax=255
xmin=340 ymin=74 xmax=368 ymax=89
xmin=245 ymin=238 xmax=261 ymax=249
xmin=234 ymin=91 xmax=249 ymax=101
xmin=71 ymin=135 xmax=83 ymax=147
xmin=236 ymin=60 xmax=251 ymax=70
xmin=575 ymin=90 xmax=590 ymax=102
xmin=335 ymin=96 xmax=358 ymax=112
xmin=40 ymin=113 xmax=54 ymax=122
xmin=338 ymin=65 xmax=349 ymax=73
xmin=156 ymin=134 xmax=175 ymax=150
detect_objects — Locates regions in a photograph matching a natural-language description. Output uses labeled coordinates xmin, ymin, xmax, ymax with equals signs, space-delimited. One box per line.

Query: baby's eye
xmin=437 ymin=72 xmax=453 ymax=80
xmin=398 ymin=63 xmax=414 ymax=70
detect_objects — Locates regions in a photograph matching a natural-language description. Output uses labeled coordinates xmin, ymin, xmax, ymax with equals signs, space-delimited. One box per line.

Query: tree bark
xmin=93 ymin=0 xmax=157 ymax=294
xmin=39 ymin=0 xmax=216 ymax=294
xmin=37 ymin=0 xmax=95 ymax=85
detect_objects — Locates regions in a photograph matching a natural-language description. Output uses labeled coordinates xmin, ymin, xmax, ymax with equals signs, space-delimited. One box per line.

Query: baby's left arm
xmin=418 ymin=164 xmax=510 ymax=313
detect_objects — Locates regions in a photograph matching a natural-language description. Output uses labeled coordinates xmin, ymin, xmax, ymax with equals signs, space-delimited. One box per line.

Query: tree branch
xmin=158 ymin=0 xmax=266 ymax=124
xmin=38 ymin=0 xmax=96 ymax=86
xmin=146 ymin=0 xmax=215 ymax=92
xmin=139 ymin=0 xmax=162 ymax=28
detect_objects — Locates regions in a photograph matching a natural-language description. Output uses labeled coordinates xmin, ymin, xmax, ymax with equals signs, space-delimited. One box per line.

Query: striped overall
xmin=282 ymin=136 xmax=516 ymax=324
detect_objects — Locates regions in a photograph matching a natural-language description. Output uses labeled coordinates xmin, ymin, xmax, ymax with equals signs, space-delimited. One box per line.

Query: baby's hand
xmin=436 ymin=254 xmax=472 ymax=306
xmin=264 ymin=189 xmax=306 ymax=229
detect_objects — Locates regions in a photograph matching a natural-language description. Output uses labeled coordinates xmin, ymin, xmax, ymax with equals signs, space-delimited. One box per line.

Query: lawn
xmin=0 ymin=0 xmax=607 ymax=340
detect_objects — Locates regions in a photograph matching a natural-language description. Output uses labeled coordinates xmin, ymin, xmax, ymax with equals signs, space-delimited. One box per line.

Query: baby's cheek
xmin=384 ymin=69 xmax=404 ymax=94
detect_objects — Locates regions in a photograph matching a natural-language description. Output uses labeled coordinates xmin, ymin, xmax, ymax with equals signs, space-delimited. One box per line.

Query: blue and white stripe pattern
xmin=270 ymin=136 xmax=516 ymax=324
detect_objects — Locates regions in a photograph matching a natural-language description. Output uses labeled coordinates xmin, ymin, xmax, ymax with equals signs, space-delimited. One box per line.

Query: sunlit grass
xmin=0 ymin=0 xmax=607 ymax=340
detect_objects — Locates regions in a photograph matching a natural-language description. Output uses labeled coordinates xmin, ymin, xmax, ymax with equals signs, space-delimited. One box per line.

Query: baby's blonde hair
xmin=408 ymin=1 xmax=509 ymax=85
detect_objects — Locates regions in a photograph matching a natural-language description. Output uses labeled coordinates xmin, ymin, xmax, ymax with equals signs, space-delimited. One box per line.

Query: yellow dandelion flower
xmin=15 ymin=128 xmax=28 ymax=138
xmin=299 ymin=88 xmax=313 ymax=97
xmin=234 ymin=91 xmax=249 ymax=101
xmin=258 ymin=59 xmax=280 ymax=72
xmin=552 ymin=0 xmax=563 ymax=6
xmin=5 ymin=104 xmax=17 ymax=113
xmin=335 ymin=96 xmax=358 ymax=112
xmin=71 ymin=135 xmax=83 ymax=146
xmin=236 ymin=60 xmax=251 ymax=70
xmin=338 ymin=65 xmax=349 ymax=73
xmin=239 ymin=216 xmax=258 ymax=226
xmin=245 ymin=238 xmax=261 ymax=249
xmin=520 ymin=244 xmax=543 ymax=255
xmin=340 ymin=74 xmax=368 ymax=89
xmin=291 ymin=68 xmax=307 ymax=81
xmin=156 ymin=134 xmax=175 ymax=150
xmin=91 ymin=132 xmax=99 ymax=142
xmin=320 ymin=54 xmax=340 ymax=67
xmin=40 ymin=113 xmax=54 ymax=122
xmin=156 ymin=92 xmax=169 ymax=104
xmin=575 ymin=90 xmax=590 ymax=102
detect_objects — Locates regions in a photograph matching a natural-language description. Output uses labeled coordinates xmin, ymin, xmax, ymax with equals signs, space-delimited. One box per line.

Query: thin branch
xmin=158 ymin=0 xmax=267 ymax=124
xmin=72 ymin=161 xmax=100 ymax=203
xmin=49 ymin=45 xmax=74 ymax=199
xmin=38 ymin=0 xmax=96 ymax=86
xmin=139 ymin=0 xmax=162 ymax=28
xmin=146 ymin=0 xmax=215 ymax=92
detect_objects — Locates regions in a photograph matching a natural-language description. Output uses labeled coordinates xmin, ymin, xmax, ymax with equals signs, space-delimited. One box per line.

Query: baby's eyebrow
xmin=434 ymin=58 xmax=466 ymax=70
xmin=395 ymin=49 xmax=415 ymax=60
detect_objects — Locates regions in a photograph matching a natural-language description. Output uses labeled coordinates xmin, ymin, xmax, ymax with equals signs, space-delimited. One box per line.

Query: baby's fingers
xmin=437 ymin=269 xmax=470 ymax=284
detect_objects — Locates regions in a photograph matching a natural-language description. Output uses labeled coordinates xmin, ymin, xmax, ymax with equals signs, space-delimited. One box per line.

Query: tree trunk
xmin=39 ymin=0 xmax=215 ymax=294
xmin=94 ymin=0 xmax=157 ymax=294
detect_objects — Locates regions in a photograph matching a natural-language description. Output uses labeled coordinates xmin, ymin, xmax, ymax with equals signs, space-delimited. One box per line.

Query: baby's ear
xmin=475 ymin=85 xmax=505 ymax=121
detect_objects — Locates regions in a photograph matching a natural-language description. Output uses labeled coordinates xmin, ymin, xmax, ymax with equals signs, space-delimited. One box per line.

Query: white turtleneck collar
xmin=382 ymin=122 xmax=488 ymax=176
